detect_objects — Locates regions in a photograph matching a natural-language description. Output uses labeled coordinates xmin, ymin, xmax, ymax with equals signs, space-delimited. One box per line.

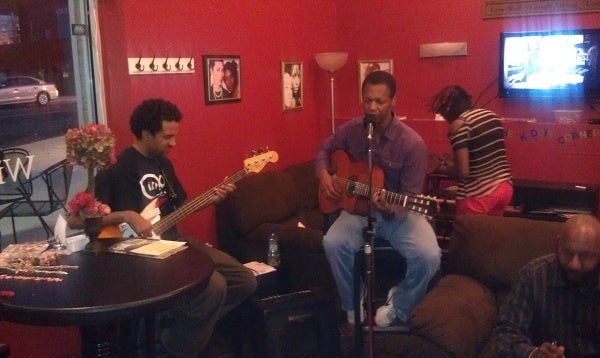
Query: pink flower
xmin=67 ymin=191 xmax=111 ymax=219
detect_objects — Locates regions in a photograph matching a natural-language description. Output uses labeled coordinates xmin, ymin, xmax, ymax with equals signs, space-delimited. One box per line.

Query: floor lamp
xmin=315 ymin=52 xmax=348 ymax=134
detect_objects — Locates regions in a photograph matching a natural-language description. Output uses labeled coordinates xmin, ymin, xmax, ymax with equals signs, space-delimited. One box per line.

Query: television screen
xmin=499 ymin=29 xmax=600 ymax=98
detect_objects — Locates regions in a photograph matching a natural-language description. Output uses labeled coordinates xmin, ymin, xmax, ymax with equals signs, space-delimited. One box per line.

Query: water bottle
xmin=267 ymin=227 xmax=281 ymax=267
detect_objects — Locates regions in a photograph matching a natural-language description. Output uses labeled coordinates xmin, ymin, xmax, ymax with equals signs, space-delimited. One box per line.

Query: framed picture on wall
xmin=358 ymin=59 xmax=393 ymax=103
xmin=281 ymin=61 xmax=303 ymax=111
xmin=202 ymin=55 xmax=241 ymax=104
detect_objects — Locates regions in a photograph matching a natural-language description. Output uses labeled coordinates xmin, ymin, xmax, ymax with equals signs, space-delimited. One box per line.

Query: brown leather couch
xmin=374 ymin=215 xmax=563 ymax=357
xmin=215 ymin=160 xmax=336 ymax=294
xmin=217 ymin=161 xmax=566 ymax=356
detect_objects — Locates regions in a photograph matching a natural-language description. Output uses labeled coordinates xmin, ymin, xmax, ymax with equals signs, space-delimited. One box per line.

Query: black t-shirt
xmin=95 ymin=147 xmax=187 ymax=240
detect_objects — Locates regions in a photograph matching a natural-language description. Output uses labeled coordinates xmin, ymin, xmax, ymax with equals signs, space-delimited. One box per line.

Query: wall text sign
xmin=483 ymin=0 xmax=600 ymax=18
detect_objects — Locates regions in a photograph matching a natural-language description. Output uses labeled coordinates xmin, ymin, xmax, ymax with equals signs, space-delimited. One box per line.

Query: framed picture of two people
xmin=203 ymin=55 xmax=241 ymax=104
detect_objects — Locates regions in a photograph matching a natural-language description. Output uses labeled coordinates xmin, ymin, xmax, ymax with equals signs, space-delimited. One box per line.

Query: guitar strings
xmin=334 ymin=176 xmax=418 ymax=203
xmin=152 ymin=169 xmax=248 ymax=235
xmin=333 ymin=176 xmax=434 ymax=216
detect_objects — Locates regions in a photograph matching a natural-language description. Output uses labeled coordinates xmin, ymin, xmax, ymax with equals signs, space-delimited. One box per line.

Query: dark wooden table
xmin=0 ymin=241 xmax=213 ymax=356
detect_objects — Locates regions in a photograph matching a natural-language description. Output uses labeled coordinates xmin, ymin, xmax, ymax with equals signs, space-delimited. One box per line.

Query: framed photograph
xmin=358 ymin=59 xmax=393 ymax=103
xmin=281 ymin=61 xmax=304 ymax=112
xmin=281 ymin=61 xmax=303 ymax=111
xmin=202 ymin=55 xmax=241 ymax=104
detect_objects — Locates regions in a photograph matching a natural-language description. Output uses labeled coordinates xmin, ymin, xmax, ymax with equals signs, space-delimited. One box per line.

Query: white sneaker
xmin=374 ymin=286 xmax=398 ymax=327
xmin=347 ymin=297 xmax=365 ymax=324
xmin=347 ymin=310 xmax=357 ymax=324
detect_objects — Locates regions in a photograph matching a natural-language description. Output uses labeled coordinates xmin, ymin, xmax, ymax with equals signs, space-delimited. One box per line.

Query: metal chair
xmin=0 ymin=147 xmax=33 ymax=205
xmin=0 ymin=147 xmax=33 ymax=249
xmin=0 ymin=159 xmax=73 ymax=244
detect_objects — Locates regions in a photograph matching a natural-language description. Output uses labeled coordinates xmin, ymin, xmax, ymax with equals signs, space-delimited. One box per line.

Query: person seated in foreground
xmin=68 ymin=98 xmax=256 ymax=356
xmin=494 ymin=214 xmax=600 ymax=357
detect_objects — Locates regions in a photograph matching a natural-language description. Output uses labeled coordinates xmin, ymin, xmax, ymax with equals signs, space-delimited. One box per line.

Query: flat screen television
xmin=499 ymin=29 xmax=600 ymax=98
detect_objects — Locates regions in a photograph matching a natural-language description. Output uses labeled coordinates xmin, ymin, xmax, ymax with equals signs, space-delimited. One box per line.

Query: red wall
xmin=98 ymin=0 xmax=339 ymax=246
xmin=98 ymin=0 xmax=600 ymax=246
xmin=334 ymin=0 xmax=600 ymax=122
xmin=4 ymin=1 xmax=600 ymax=356
xmin=332 ymin=0 xmax=600 ymax=211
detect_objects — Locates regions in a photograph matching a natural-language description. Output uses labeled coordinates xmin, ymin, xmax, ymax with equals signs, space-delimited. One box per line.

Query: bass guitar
xmin=319 ymin=150 xmax=437 ymax=218
xmin=99 ymin=150 xmax=279 ymax=239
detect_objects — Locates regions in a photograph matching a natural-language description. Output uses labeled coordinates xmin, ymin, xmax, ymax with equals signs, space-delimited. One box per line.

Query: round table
xmin=0 ymin=241 xmax=213 ymax=355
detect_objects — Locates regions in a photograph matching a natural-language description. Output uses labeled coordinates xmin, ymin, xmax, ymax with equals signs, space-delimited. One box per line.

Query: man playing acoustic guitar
xmin=316 ymin=71 xmax=441 ymax=328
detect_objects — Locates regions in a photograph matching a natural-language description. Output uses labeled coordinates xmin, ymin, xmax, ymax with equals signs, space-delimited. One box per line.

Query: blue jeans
xmin=323 ymin=210 xmax=440 ymax=321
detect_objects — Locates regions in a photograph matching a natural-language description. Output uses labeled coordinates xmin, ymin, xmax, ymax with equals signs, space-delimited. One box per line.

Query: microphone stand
xmin=362 ymin=120 xmax=376 ymax=358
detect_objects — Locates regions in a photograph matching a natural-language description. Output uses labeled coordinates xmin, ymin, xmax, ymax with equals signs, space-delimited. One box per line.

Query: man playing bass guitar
xmin=68 ymin=98 xmax=256 ymax=356
xmin=316 ymin=71 xmax=441 ymax=328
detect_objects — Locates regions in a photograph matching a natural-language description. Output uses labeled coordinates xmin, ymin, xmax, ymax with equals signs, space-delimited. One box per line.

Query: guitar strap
xmin=156 ymin=159 xmax=178 ymax=213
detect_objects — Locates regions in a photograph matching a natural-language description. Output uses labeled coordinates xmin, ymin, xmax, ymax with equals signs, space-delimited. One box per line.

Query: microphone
xmin=363 ymin=114 xmax=376 ymax=128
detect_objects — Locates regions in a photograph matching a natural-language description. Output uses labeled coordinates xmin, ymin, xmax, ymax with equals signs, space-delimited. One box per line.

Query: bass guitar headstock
xmin=244 ymin=149 xmax=279 ymax=174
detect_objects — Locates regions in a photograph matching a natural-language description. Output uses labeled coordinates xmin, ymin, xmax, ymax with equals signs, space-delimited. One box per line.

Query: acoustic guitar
xmin=99 ymin=150 xmax=279 ymax=239
xmin=319 ymin=150 xmax=437 ymax=218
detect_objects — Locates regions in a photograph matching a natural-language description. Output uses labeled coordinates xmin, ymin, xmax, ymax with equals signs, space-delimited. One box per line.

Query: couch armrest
xmin=409 ymin=274 xmax=497 ymax=357
xmin=446 ymin=215 xmax=562 ymax=290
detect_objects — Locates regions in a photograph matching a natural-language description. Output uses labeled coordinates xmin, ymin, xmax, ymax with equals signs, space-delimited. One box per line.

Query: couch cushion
xmin=409 ymin=274 xmax=497 ymax=358
xmin=446 ymin=215 xmax=562 ymax=291
xmin=283 ymin=160 xmax=319 ymax=211
xmin=220 ymin=171 xmax=300 ymax=237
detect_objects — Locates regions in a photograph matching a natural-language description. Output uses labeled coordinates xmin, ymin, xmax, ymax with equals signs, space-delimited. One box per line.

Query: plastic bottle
xmin=267 ymin=227 xmax=281 ymax=267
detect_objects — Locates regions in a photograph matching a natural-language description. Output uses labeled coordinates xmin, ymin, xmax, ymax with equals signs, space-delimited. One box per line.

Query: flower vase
xmin=86 ymin=167 xmax=96 ymax=196
xmin=84 ymin=217 xmax=104 ymax=253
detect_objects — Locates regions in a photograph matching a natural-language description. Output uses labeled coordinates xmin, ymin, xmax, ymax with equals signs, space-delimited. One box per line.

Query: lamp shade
xmin=315 ymin=52 xmax=348 ymax=72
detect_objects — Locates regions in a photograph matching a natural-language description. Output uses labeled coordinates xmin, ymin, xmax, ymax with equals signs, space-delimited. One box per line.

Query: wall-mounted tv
xmin=499 ymin=29 xmax=600 ymax=98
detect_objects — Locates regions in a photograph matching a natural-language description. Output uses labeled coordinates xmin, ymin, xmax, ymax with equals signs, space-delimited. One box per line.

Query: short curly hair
xmin=130 ymin=98 xmax=182 ymax=139
xmin=361 ymin=70 xmax=396 ymax=98
xmin=429 ymin=85 xmax=472 ymax=122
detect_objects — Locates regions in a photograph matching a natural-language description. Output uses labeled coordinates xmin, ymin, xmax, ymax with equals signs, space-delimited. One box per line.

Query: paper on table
xmin=243 ymin=261 xmax=277 ymax=276
xmin=130 ymin=240 xmax=187 ymax=256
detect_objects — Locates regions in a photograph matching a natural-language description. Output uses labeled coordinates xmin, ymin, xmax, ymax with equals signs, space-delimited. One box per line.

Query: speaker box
xmin=250 ymin=288 xmax=340 ymax=358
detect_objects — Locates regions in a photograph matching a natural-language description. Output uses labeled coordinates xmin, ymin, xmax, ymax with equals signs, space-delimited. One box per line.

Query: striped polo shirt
xmin=449 ymin=108 xmax=512 ymax=199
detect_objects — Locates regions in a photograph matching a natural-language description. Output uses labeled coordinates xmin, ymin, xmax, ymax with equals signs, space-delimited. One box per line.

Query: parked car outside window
xmin=0 ymin=76 xmax=60 ymax=106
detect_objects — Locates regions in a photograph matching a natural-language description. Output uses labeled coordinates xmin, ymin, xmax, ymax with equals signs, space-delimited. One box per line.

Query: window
xmin=0 ymin=0 xmax=103 ymax=244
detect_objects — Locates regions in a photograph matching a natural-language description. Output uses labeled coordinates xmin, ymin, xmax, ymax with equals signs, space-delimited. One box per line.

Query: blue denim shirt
xmin=315 ymin=114 xmax=428 ymax=196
